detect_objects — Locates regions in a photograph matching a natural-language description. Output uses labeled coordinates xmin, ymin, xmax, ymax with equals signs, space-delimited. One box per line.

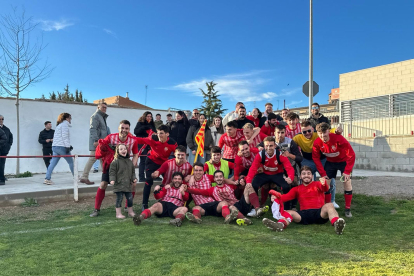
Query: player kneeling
xmin=133 ymin=172 xmax=189 ymax=227
xmin=262 ymin=166 xmax=346 ymax=235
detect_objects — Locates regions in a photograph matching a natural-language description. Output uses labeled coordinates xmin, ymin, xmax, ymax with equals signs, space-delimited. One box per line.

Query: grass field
xmin=0 ymin=194 xmax=413 ymax=276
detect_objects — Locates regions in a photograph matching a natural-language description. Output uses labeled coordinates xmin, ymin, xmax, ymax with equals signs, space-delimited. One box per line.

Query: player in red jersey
xmin=151 ymin=145 xmax=192 ymax=187
xmin=313 ymin=122 xmax=356 ymax=218
xmin=90 ymin=120 xmax=139 ymax=217
xmin=260 ymin=113 xmax=280 ymax=136
xmin=234 ymin=141 xmax=260 ymax=181
xmin=242 ymin=123 xmax=267 ymax=150
xmin=284 ymin=112 xmax=302 ymax=139
xmin=218 ymin=120 xmax=245 ymax=163
xmin=135 ymin=125 xmax=178 ymax=211
xmin=262 ymin=166 xmax=346 ymax=235
xmin=133 ymin=172 xmax=189 ymax=227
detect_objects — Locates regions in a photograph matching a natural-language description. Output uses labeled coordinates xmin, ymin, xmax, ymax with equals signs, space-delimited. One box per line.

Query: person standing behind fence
xmin=154 ymin=113 xmax=163 ymax=129
xmin=134 ymin=112 xmax=156 ymax=182
xmin=44 ymin=113 xmax=73 ymax=185
xmin=80 ymin=102 xmax=108 ymax=185
xmin=38 ymin=121 xmax=55 ymax=169
xmin=0 ymin=115 xmax=13 ymax=186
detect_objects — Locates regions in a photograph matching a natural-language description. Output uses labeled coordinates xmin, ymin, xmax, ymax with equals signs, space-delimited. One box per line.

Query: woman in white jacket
xmin=210 ymin=116 xmax=225 ymax=146
xmin=44 ymin=113 xmax=73 ymax=185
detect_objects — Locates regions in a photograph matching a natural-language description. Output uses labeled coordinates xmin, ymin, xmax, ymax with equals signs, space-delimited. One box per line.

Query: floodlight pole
xmin=308 ymin=0 xmax=313 ymax=117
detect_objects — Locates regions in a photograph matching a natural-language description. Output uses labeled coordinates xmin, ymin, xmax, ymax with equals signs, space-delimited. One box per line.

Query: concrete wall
xmin=340 ymin=59 xmax=414 ymax=101
xmin=347 ymin=136 xmax=414 ymax=172
xmin=0 ymin=98 xmax=171 ymax=174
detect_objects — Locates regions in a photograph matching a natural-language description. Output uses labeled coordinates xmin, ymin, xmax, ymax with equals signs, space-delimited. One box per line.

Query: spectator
xmin=210 ymin=116 xmax=225 ymax=146
xmin=234 ymin=106 xmax=254 ymax=129
xmin=189 ymin=109 xmax=200 ymax=127
xmin=134 ymin=111 xmax=156 ymax=182
xmin=222 ymin=102 xmax=244 ymax=126
xmin=93 ymin=126 xmax=111 ymax=173
xmin=259 ymin=103 xmax=283 ymax=127
xmin=80 ymin=102 xmax=108 ymax=185
xmin=38 ymin=121 xmax=55 ymax=168
xmin=0 ymin=115 xmax=13 ymax=186
xmin=186 ymin=114 xmax=214 ymax=164
xmin=169 ymin=111 xmax=190 ymax=148
xmin=246 ymin=108 xmax=262 ymax=127
xmin=154 ymin=113 xmax=163 ymax=129
xmin=308 ymin=102 xmax=330 ymax=129
xmin=44 ymin=113 xmax=73 ymax=185
xmin=165 ymin=113 xmax=173 ymax=125
xmin=279 ymin=108 xmax=289 ymax=126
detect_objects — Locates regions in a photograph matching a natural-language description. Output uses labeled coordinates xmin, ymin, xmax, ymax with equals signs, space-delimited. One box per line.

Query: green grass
xmin=0 ymin=195 xmax=413 ymax=276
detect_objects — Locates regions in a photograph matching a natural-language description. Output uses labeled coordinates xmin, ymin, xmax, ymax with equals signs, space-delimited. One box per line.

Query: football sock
xmin=344 ymin=190 xmax=353 ymax=209
xmin=237 ymin=212 xmax=244 ymax=219
xmin=325 ymin=193 xmax=332 ymax=204
xmin=192 ymin=209 xmax=201 ymax=219
xmin=331 ymin=217 xmax=339 ymax=226
xmin=175 ymin=214 xmax=185 ymax=221
xmin=260 ymin=187 xmax=270 ymax=205
xmin=141 ymin=209 xmax=151 ymax=219
xmin=277 ymin=219 xmax=288 ymax=229
xmin=249 ymin=193 xmax=260 ymax=209
xmin=222 ymin=206 xmax=230 ymax=218
xmin=94 ymin=188 xmax=106 ymax=210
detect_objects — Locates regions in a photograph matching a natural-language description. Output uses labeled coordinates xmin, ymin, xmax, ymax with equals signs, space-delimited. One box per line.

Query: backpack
xmin=261 ymin=149 xmax=281 ymax=165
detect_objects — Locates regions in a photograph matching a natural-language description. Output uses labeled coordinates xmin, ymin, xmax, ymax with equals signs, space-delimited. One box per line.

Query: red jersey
xmin=154 ymin=186 xmax=189 ymax=207
xmin=188 ymin=174 xmax=215 ymax=205
xmin=218 ymin=129 xmax=245 ymax=159
xmin=203 ymin=160 xmax=235 ymax=173
xmin=260 ymin=124 xmax=277 ymax=136
xmin=234 ymin=147 xmax=259 ymax=180
xmin=188 ymin=184 xmax=238 ymax=206
xmin=103 ymin=133 xmax=138 ymax=155
xmin=157 ymin=159 xmax=193 ymax=185
xmin=285 ymin=123 xmax=302 ymax=139
xmin=246 ymin=116 xmax=260 ymax=127
xmin=312 ymin=134 xmax=355 ymax=177
xmin=248 ymin=132 xmax=268 ymax=150
xmin=136 ymin=136 xmax=177 ymax=165
xmin=246 ymin=150 xmax=294 ymax=183
xmin=280 ymin=181 xmax=329 ymax=210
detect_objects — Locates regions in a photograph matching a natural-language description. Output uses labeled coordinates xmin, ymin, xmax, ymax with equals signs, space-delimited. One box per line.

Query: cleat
xmin=334 ymin=218 xmax=346 ymax=235
xmin=133 ymin=214 xmax=144 ymax=226
xmin=333 ymin=202 xmax=340 ymax=209
xmin=224 ymin=209 xmax=239 ymax=224
xmin=236 ymin=217 xmax=253 ymax=226
xmin=345 ymin=209 xmax=352 ymax=218
xmin=255 ymin=206 xmax=269 ymax=218
xmin=262 ymin=218 xmax=284 ymax=232
xmin=89 ymin=210 xmax=100 ymax=217
xmin=247 ymin=209 xmax=257 ymax=217
xmin=169 ymin=218 xmax=182 ymax=227
xmin=185 ymin=212 xmax=202 ymax=224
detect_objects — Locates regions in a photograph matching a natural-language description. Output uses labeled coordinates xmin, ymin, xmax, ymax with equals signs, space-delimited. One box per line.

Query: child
xmin=109 ymin=144 xmax=138 ymax=219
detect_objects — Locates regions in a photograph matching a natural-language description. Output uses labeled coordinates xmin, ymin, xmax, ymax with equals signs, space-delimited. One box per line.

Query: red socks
xmin=222 ymin=206 xmax=230 ymax=218
xmin=277 ymin=219 xmax=288 ymax=229
xmin=237 ymin=212 xmax=244 ymax=219
xmin=175 ymin=214 xmax=185 ymax=221
xmin=260 ymin=187 xmax=269 ymax=205
xmin=248 ymin=193 xmax=260 ymax=209
xmin=141 ymin=209 xmax=151 ymax=219
xmin=192 ymin=209 xmax=201 ymax=219
xmin=125 ymin=192 xmax=136 ymax=208
xmin=330 ymin=217 xmax=339 ymax=226
xmin=344 ymin=190 xmax=353 ymax=209
xmin=325 ymin=193 xmax=332 ymax=204
xmin=94 ymin=188 xmax=106 ymax=210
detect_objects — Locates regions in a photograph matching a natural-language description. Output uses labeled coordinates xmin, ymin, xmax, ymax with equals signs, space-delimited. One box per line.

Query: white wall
xmin=0 ymin=98 xmax=171 ymax=174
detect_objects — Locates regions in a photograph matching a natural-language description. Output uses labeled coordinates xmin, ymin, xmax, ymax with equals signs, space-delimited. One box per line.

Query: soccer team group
xmin=93 ymin=104 xmax=355 ymax=235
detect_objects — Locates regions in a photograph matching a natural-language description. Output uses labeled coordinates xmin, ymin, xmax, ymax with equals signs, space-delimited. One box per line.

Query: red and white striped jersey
xmin=156 ymin=187 xmax=189 ymax=207
xmin=157 ymin=159 xmax=193 ymax=185
xmin=249 ymin=132 xmax=268 ymax=150
xmin=189 ymin=174 xmax=215 ymax=205
xmin=218 ymin=129 xmax=245 ymax=159
xmin=285 ymin=123 xmax=302 ymax=139
xmin=234 ymin=147 xmax=259 ymax=180
xmin=212 ymin=185 xmax=238 ymax=205
xmin=103 ymin=133 xmax=138 ymax=155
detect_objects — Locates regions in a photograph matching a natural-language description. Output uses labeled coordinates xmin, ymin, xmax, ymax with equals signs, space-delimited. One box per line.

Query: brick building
xmin=93 ymin=92 xmax=153 ymax=110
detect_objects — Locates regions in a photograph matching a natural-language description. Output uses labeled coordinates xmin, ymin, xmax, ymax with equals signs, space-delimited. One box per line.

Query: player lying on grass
xmin=262 ymin=166 xmax=346 ymax=235
xmin=133 ymin=172 xmax=189 ymax=227
xmin=187 ymin=170 xmax=269 ymax=226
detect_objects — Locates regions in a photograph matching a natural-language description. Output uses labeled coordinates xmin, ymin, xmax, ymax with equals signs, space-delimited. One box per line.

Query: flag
xmin=195 ymin=119 xmax=207 ymax=158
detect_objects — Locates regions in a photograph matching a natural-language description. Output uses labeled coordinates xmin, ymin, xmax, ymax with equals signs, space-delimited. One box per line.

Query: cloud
xmin=103 ymin=28 xmax=118 ymax=39
xmin=39 ymin=19 xmax=74 ymax=31
xmin=286 ymin=100 xmax=303 ymax=108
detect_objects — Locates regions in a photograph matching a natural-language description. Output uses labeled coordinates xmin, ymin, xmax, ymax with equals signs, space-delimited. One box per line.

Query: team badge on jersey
xmin=331 ymin=145 xmax=336 ymax=151
xmin=274 ymin=160 xmax=278 ymax=165
xmin=164 ymin=147 xmax=168 ymax=151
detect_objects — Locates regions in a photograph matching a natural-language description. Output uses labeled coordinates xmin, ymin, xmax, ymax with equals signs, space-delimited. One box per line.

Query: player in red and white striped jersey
xmin=234 ymin=141 xmax=260 ymax=181
xmin=242 ymin=123 xmax=268 ymax=150
xmin=218 ymin=120 xmax=245 ymax=162
xmin=90 ymin=120 xmax=139 ymax=217
xmin=285 ymin=113 xmax=302 ymax=139
xmin=133 ymin=172 xmax=189 ymax=227
xmin=151 ymin=145 xmax=192 ymax=186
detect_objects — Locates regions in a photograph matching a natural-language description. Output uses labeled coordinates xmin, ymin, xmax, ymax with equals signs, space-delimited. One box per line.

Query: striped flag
xmin=195 ymin=119 xmax=207 ymax=158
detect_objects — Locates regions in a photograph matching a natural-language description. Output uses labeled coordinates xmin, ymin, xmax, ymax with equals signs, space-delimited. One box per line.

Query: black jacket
xmin=234 ymin=118 xmax=254 ymax=129
xmin=186 ymin=125 xmax=214 ymax=152
xmin=0 ymin=128 xmax=7 ymax=147
xmin=0 ymin=125 xmax=13 ymax=155
xmin=38 ymin=129 xmax=55 ymax=149
xmin=308 ymin=113 xmax=330 ymax=129
xmin=169 ymin=119 xmax=190 ymax=147
xmin=134 ymin=121 xmax=156 ymax=138
xmin=259 ymin=114 xmax=283 ymax=127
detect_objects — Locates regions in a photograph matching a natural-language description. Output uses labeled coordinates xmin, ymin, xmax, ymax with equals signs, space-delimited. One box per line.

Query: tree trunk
xmin=15 ymin=94 xmax=20 ymax=175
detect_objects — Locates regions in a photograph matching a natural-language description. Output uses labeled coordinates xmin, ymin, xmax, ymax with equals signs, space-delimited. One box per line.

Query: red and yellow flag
xmin=195 ymin=119 xmax=207 ymax=158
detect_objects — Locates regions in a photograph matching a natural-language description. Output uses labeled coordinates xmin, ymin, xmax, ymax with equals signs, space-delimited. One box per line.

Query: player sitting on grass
xmin=187 ymin=170 xmax=268 ymax=226
xmin=133 ymin=172 xmax=189 ymax=227
xmin=262 ymin=166 xmax=346 ymax=235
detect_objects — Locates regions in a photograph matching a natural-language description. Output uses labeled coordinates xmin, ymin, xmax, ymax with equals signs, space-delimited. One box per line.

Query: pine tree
xmin=49 ymin=91 xmax=56 ymax=100
xmin=75 ymin=89 xmax=79 ymax=102
xmin=199 ymin=81 xmax=227 ymax=124
xmin=40 ymin=94 xmax=46 ymax=99
xmin=79 ymin=91 xmax=83 ymax=102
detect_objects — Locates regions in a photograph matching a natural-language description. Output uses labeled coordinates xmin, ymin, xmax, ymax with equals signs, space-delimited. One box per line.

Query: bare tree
xmin=0 ymin=7 xmax=53 ymax=174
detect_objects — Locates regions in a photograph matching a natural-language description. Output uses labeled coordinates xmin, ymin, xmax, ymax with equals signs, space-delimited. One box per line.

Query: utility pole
xmin=145 ymin=85 xmax=148 ymax=105
xmin=277 ymin=100 xmax=280 ymax=110
xmin=308 ymin=0 xmax=313 ymax=117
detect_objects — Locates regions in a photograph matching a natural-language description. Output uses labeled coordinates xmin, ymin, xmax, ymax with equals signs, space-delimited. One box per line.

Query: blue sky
xmin=1 ymin=1 xmax=413 ymax=113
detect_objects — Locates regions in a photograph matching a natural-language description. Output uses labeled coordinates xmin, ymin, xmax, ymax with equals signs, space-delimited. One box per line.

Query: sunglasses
xmin=312 ymin=106 xmax=319 ymax=110
xmin=302 ymin=129 xmax=312 ymax=134
xmin=194 ymin=113 xmax=200 ymax=115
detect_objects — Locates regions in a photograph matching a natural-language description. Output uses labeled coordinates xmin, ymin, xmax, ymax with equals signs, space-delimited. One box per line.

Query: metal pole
xmin=73 ymin=155 xmax=79 ymax=202
xmin=309 ymin=0 xmax=313 ymax=117
xmin=145 ymin=85 xmax=148 ymax=105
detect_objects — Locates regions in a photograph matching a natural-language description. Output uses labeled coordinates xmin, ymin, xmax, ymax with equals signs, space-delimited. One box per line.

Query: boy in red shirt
xmin=218 ymin=120 xmax=245 ymax=163
xmin=136 ymin=125 xmax=178 ymax=211
xmin=262 ymin=166 xmax=346 ymax=235
xmin=133 ymin=172 xmax=189 ymax=227
xmin=312 ymin=122 xmax=356 ymax=218
xmin=285 ymin=112 xmax=302 ymax=139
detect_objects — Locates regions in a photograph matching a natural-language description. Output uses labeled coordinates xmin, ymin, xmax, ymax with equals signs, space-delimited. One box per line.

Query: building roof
xmin=93 ymin=95 xmax=153 ymax=110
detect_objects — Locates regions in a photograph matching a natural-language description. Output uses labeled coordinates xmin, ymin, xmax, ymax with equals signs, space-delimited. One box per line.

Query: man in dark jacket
xmin=308 ymin=102 xmax=330 ymax=129
xmin=188 ymin=109 xmax=200 ymax=127
xmin=80 ymin=102 xmax=108 ymax=184
xmin=38 ymin=121 xmax=55 ymax=168
xmin=0 ymin=115 xmax=13 ymax=185
xmin=234 ymin=106 xmax=254 ymax=129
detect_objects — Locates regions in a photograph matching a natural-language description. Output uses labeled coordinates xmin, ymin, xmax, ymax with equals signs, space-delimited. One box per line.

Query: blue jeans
xmin=301 ymin=158 xmax=336 ymax=202
xmin=45 ymin=146 xmax=74 ymax=180
xmin=93 ymin=160 xmax=99 ymax=170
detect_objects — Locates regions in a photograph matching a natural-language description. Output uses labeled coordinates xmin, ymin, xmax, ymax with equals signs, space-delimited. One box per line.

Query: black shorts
xmin=101 ymin=171 xmax=109 ymax=183
xmin=156 ymin=201 xmax=179 ymax=218
xmin=325 ymin=161 xmax=347 ymax=179
xmin=297 ymin=208 xmax=329 ymax=225
xmin=199 ymin=201 xmax=221 ymax=217
xmin=233 ymin=196 xmax=252 ymax=216
xmin=222 ymin=158 xmax=235 ymax=163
